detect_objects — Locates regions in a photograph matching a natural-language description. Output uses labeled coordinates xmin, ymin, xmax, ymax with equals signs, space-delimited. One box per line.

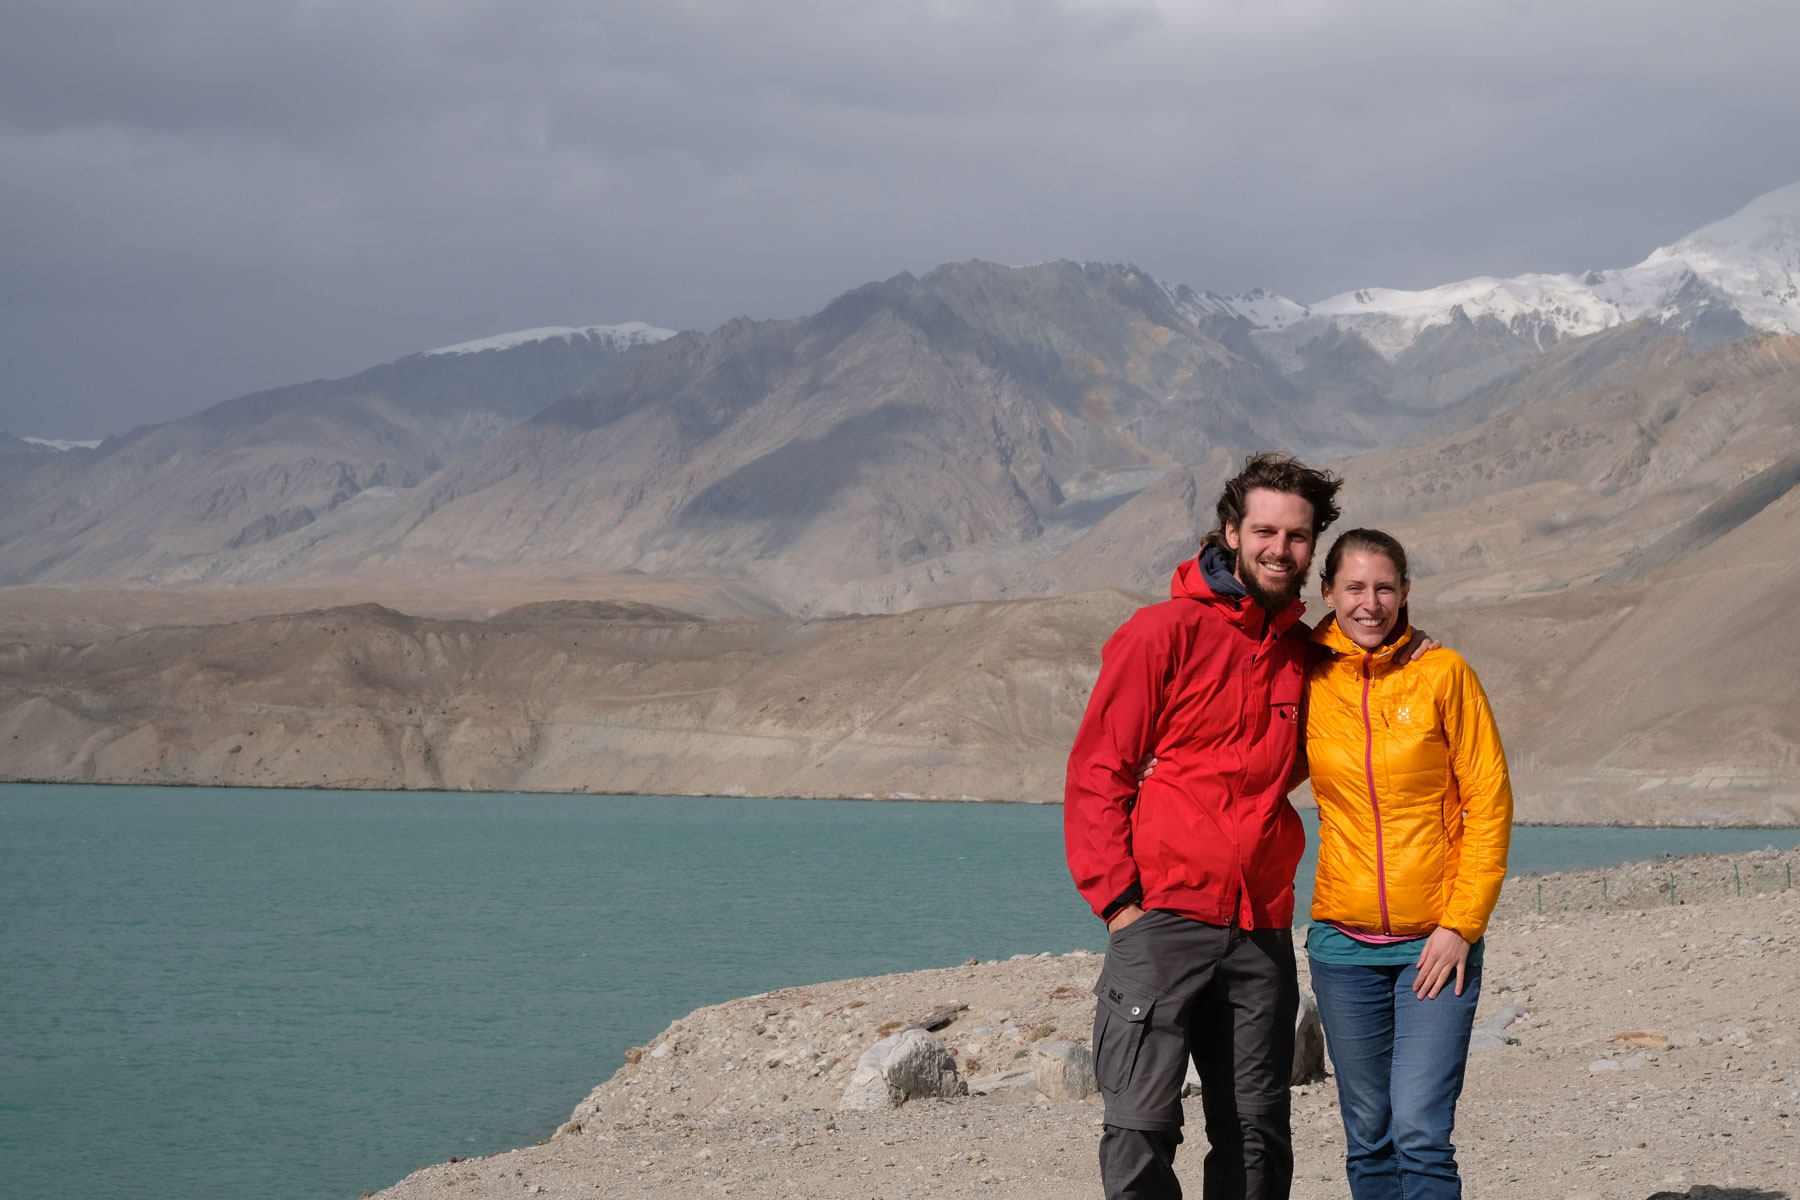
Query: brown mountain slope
xmin=1022 ymin=331 xmax=1800 ymax=602
xmin=0 ymin=593 xmax=1137 ymax=803
xmin=205 ymin=262 xmax=1323 ymax=605
xmin=0 ymin=265 xmax=1714 ymax=613
xmin=5 ymin=545 xmax=1795 ymax=823
xmin=260 ymin=274 xmax=1720 ymax=614
xmin=0 ymin=332 xmax=660 ymax=585
xmin=4 ymin=328 xmax=1796 ymax=822
xmin=1456 ymin=478 xmax=1800 ymax=819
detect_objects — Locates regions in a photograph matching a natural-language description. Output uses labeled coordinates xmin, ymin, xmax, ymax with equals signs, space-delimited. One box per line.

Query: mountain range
xmin=4 ymin=181 xmax=1800 ymax=819
xmin=7 ymin=180 xmax=1799 ymax=608
xmin=1204 ymin=180 xmax=1800 ymax=355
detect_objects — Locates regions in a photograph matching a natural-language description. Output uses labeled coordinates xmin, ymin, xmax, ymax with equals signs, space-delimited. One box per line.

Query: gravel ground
xmin=373 ymin=849 xmax=1800 ymax=1200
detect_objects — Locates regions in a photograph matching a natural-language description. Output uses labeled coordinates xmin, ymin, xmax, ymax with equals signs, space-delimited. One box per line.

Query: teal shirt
xmin=1305 ymin=921 xmax=1485 ymax=969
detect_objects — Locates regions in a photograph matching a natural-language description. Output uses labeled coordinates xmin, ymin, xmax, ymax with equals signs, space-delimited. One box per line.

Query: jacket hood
xmin=1313 ymin=609 xmax=1415 ymax=662
xmin=1172 ymin=544 xmax=1306 ymax=636
xmin=1171 ymin=544 xmax=1245 ymax=602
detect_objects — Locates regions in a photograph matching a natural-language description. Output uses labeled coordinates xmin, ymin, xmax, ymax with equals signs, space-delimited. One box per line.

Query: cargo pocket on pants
xmin=1091 ymin=977 xmax=1156 ymax=1094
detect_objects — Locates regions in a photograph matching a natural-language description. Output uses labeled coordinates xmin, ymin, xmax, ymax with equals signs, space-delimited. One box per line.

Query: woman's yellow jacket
xmin=1305 ymin=618 xmax=1513 ymax=943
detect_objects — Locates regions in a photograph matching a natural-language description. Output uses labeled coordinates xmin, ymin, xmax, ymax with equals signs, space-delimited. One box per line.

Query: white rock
xmin=838 ymin=1029 xmax=967 ymax=1111
xmin=1031 ymin=1040 xmax=1098 ymax=1101
xmin=1292 ymin=990 xmax=1326 ymax=1084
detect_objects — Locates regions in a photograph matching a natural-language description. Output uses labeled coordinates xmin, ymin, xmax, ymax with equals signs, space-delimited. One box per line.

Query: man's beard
xmin=1236 ymin=546 xmax=1306 ymax=612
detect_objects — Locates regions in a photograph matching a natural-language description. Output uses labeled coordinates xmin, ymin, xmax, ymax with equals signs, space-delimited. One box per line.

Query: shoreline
xmin=6 ymin=779 xmax=1800 ymax=830
xmin=371 ymin=844 xmax=1800 ymax=1199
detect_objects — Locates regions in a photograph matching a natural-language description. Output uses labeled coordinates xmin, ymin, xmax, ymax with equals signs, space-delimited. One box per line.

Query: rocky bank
xmin=372 ymin=847 xmax=1800 ymax=1200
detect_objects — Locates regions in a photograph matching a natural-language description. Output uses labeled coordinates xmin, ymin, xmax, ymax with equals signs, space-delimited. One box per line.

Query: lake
xmin=3 ymin=784 xmax=1796 ymax=1200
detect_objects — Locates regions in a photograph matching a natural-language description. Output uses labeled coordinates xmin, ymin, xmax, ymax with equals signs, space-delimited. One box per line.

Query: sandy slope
xmin=5 ymin=576 xmax=1797 ymax=823
xmin=372 ymin=848 xmax=1800 ymax=1200
xmin=0 ymin=591 xmax=1131 ymax=803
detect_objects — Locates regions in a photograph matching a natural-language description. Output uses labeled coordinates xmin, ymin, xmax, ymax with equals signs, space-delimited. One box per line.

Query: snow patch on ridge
xmin=423 ymin=322 xmax=677 ymax=357
xmin=1160 ymin=282 xmax=1312 ymax=331
xmin=1304 ymin=180 xmax=1800 ymax=360
xmin=21 ymin=436 xmax=102 ymax=451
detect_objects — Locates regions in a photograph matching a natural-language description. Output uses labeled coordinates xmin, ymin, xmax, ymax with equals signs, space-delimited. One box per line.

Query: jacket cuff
xmin=1101 ymin=881 xmax=1144 ymax=922
xmin=1442 ymin=915 xmax=1486 ymax=943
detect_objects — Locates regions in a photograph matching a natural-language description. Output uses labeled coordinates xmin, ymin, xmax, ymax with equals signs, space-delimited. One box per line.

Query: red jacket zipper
xmin=1361 ymin=655 xmax=1392 ymax=934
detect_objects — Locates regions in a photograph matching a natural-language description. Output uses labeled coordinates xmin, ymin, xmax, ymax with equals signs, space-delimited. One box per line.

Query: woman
xmin=1305 ymin=527 xmax=1512 ymax=1200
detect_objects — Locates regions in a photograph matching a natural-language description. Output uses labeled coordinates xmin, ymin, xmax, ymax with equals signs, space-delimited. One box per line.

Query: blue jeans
xmin=1308 ymin=959 xmax=1480 ymax=1200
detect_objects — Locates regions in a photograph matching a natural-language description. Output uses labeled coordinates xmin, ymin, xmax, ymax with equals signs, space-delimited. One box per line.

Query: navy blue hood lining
xmin=1198 ymin=543 xmax=1247 ymax=600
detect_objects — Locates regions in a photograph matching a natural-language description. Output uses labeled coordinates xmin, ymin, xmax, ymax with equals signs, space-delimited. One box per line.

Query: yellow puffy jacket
xmin=1306 ymin=618 xmax=1513 ymax=942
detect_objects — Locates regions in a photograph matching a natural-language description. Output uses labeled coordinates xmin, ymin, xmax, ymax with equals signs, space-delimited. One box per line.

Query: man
xmin=1064 ymin=451 xmax=1342 ymax=1200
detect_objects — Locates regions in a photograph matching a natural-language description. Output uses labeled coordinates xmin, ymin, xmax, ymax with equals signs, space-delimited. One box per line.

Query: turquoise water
xmin=3 ymin=784 xmax=1796 ymax=1200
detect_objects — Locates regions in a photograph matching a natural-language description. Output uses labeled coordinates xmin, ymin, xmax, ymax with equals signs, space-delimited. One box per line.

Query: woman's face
xmin=1323 ymin=548 xmax=1409 ymax=651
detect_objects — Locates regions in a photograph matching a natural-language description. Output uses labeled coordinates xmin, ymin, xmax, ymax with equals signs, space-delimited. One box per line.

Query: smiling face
xmin=1223 ymin=487 xmax=1317 ymax=611
xmin=1322 ymin=547 xmax=1409 ymax=651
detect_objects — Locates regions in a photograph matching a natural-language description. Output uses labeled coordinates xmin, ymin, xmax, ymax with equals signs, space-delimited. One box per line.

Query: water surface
xmin=3 ymin=784 xmax=1793 ymax=1200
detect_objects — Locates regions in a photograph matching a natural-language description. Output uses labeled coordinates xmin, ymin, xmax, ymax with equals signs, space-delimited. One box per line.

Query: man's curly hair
xmin=1201 ymin=451 xmax=1344 ymax=550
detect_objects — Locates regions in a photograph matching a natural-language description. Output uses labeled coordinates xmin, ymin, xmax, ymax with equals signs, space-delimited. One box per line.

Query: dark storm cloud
xmin=3 ymin=0 xmax=1798 ymax=438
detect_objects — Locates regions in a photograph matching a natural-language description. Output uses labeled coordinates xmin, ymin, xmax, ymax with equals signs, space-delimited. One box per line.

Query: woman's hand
xmin=1135 ymin=754 xmax=1157 ymax=783
xmin=1412 ymin=925 xmax=1473 ymax=998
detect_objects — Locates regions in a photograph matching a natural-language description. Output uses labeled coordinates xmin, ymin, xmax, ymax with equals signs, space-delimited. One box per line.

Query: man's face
xmin=1224 ymin=487 xmax=1316 ymax=610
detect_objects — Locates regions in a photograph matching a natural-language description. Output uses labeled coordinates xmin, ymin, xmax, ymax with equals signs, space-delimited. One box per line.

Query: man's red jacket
xmin=1064 ymin=547 xmax=1309 ymax=931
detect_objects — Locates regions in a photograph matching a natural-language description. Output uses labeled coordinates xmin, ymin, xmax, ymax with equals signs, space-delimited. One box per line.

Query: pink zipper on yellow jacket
xmin=1305 ymin=618 xmax=1514 ymax=943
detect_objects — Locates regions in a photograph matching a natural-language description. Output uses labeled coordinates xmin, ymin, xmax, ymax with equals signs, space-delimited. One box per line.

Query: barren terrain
xmin=372 ymin=847 xmax=1800 ymax=1200
xmin=4 ymin=329 xmax=1799 ymax=822
xmin=4 ymin=571 xmax=1797 ymax=823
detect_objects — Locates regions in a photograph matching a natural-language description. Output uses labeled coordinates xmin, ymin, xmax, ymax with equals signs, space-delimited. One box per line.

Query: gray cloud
xmin=3 ymin=0 xmax=1798 ymax=438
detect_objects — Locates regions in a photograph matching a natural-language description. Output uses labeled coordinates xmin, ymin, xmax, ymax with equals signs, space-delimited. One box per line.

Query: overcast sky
xmin=3 ymin=0 xmax=1797 ymax=439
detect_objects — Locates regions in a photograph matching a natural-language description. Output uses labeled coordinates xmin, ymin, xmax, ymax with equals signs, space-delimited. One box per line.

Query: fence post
xmin=1537 ymin=881 xmax=1543 ymax=916
xmin=1670 ymin=874 xmax=1677 ymax=906
xmin=1735 ymin=862 xmax=1742 ymax=897
xmin=1602 ymin=877 xmax=1608 ymax=904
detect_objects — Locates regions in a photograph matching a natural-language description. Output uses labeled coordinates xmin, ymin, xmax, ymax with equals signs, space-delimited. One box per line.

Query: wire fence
xmin=1489 ymin=848 xmax=1800 ymax=920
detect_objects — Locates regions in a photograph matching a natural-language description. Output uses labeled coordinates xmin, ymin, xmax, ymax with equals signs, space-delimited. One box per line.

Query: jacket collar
xmin=1172 ymin=544 xmax=1307 ymax=639
xmin=1312 ymin=609 xmax=1415 ymax=664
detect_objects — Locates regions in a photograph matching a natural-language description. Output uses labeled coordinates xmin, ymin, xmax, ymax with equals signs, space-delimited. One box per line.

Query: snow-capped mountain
xmin=21 ymin=436 xmax=103 ymax=452
xmin=1206 ymin=180 xmax=1800 ymax=360
xmin=1159 ymin=283 xmax=1312 ymax=332
xmin=423 ymin=322 xmax=676 ymax=357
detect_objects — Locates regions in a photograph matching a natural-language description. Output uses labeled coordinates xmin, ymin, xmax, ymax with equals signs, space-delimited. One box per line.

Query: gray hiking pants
xmin=1091 ymin=909 xmax=1297 ymax=1200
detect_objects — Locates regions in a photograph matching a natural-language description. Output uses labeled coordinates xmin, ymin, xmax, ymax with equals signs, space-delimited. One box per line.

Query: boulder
xmin=1181 ymin=989 xmax=1326 ymax=1095
xmin=1291 ymin=989 xmax=1326 ymax=1084
xmin=838 ymin=1028 xmax=967 ymax=1111
xmin=1030 ymin=1040 xmax=1098 ymax=1101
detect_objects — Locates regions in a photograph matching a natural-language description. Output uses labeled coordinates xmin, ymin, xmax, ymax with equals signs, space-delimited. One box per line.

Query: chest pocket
xmin=1379 ymin=694 xmax=1435 ymax=736
xmin=1377 ymin=689 xmax=1449 ymax=784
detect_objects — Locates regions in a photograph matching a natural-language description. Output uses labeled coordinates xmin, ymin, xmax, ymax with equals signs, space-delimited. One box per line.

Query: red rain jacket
xmin=1064 ymin=550 xmax=1310 ymax=930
